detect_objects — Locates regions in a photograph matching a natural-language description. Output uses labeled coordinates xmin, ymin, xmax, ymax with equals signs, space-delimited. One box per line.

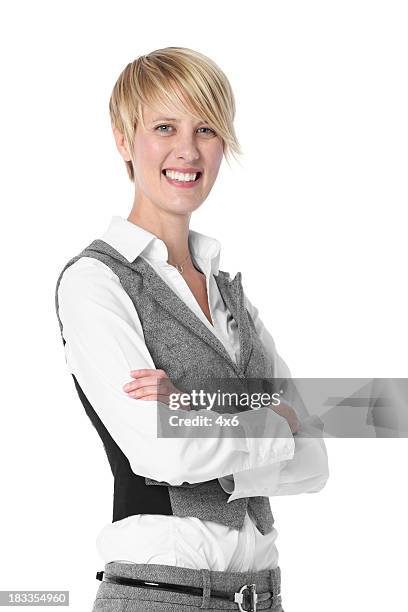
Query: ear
xmin=112 ymin=125 xmax=132 ymax=162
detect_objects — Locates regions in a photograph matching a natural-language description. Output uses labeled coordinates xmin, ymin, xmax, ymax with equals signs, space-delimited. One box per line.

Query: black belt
xmin=96 ymin=569 xmax=274 ymax=612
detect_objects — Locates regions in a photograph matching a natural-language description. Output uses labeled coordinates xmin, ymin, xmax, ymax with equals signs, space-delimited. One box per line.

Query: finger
xmin=129 ymin=368 xmax=167 ymax=378
xmin=123 ymin=373 xmax=169 ymax=392
xmin=129 ymin=368 xmax=155 ymax=377
xmin=129 ymin=393 xmax=171 ymax=403
xmin=123 ymin=376 xmax=156 ymax=392
xmin=127 ymin=384 xmax=164 ymax=398
xmin=124 ymin=370 xmax=167 ymax=392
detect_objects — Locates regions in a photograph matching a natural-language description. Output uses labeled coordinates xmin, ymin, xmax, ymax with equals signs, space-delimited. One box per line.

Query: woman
xmin=55 ymin=47 xmax=328 ymax=612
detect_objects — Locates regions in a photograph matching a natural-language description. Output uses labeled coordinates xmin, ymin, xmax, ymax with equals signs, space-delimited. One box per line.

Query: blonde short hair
xmin=109 ymin=47 xmax=242 ymax=181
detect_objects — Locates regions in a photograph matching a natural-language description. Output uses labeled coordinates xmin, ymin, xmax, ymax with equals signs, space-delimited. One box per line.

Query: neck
xmin=127 ymin=201 xmax=192 ymax=267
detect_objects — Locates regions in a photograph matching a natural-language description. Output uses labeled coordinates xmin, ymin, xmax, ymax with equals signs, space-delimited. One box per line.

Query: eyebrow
xmin=150 ymin=117 xmax=208 ymax=125
xmin=151 ymin=117 xmax=179 ymax=122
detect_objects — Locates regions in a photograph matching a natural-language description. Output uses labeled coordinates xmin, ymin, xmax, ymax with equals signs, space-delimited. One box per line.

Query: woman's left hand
xmin=122 ymin=368 xmax=191 ymax=411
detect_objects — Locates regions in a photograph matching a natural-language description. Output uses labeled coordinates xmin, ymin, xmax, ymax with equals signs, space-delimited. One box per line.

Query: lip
xmin=162 ymin=169 xmax=203 ymax=189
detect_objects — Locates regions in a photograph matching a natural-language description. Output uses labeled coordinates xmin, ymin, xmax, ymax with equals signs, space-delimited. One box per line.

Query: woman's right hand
xmin=269 ymin=402 xmax=300 ymax=434
xmin=123 ymin=368 xmax=192 ymax=411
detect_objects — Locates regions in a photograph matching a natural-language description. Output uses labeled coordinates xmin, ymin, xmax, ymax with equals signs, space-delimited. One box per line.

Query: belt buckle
xmin=234 ymin=583 xmax=257 ymax=612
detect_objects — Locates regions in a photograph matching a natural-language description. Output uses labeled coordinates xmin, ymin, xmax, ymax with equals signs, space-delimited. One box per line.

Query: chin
xmin=165 ymin=198 xmax=206 ymax=214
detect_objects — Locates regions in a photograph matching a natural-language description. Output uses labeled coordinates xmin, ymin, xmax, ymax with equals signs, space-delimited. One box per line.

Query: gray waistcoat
xmin=55 ymin=238 xmax=278 ymax=535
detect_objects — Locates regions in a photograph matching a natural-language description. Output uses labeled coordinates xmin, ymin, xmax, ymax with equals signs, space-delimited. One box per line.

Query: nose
xmin=173 ymin=132 xmax=200 ymax=163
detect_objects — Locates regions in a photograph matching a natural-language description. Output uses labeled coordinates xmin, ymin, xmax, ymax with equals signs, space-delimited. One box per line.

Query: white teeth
xmin=165 ymin=170 xmax=198 ymax=182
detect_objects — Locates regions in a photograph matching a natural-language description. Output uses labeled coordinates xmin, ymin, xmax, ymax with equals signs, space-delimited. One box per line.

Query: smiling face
xmin=114 ymin=101 xmax=225 ymax=216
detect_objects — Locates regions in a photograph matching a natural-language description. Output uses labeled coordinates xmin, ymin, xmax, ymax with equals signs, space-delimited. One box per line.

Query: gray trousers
xmin=91 ymin=561 xmax=284 ymax=611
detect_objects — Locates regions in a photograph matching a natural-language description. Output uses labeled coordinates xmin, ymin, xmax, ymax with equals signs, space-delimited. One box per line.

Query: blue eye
xmin=154 ymin=124 xmax=216 ymax=135
xmin=198 ymin=127 xmax=216 ymax=135
xmin=155 ymin=124 xmax=173 ymax=133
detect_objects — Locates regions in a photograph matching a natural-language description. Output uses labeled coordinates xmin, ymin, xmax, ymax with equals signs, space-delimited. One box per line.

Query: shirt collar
xmin=100 ymin=215 xmax=221 ymax=275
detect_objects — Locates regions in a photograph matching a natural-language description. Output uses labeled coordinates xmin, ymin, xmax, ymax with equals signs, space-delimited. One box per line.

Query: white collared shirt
xmin=57 ymin=215 xmax=329 ymax=571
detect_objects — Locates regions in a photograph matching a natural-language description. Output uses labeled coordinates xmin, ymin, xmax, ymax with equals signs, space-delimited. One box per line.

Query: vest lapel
xmin=134 ymin=257 xmax=254 ymax=376
xmin=214 ymin=270 xmax=254 ymax=375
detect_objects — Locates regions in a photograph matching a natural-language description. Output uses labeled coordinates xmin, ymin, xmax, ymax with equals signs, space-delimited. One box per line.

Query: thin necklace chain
xmin=167 ymin=251 xmax=191 ymax=275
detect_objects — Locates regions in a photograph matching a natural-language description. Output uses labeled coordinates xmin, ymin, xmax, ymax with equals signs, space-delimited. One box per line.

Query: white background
xmin=0 ymin=1 xmax=407 ymax=610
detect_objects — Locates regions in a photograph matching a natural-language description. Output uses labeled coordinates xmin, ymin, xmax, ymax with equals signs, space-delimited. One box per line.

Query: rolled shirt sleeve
xmin=218 ymin=292 xmax=329 ymax=500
